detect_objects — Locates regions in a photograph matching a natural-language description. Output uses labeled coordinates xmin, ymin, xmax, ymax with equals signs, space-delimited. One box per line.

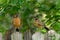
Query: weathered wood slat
xmin=32 ymin=32 xmax=44 ymax=40
xmin=24 ymin=29 xmax=32 ymax=40
xmin=44 ymin=32 xmax=49 ymax=40
xmin=0 ymin=33 xmax=2 ymax=40
xmin=11 ymin=32 xmax=23 ymax=40
xmin=55 ymin=33 xmax=60 ymax=40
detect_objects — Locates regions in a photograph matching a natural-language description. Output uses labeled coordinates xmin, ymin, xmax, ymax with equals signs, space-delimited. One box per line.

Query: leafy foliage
xmin=0 ymin=0 xmax=60 ymax=33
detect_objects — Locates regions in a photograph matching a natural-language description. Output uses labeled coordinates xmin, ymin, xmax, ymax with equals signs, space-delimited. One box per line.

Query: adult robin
xmin=12 ymin=14 xmax=21 ymax=31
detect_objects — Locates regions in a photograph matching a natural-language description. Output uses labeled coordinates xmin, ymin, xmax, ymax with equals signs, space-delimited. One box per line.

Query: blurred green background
xmin=0 ymin=0 xmax=60 ymax=36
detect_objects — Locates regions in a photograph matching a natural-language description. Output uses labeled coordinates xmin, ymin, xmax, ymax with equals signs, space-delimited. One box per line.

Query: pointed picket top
xmin=48 ymin=30 xmax=56 ymax=36
xmin=44 ymin=30 xmax=56 ymax=40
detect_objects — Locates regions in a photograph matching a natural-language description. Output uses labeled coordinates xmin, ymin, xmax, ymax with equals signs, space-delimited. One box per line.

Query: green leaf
xmin=10 ymin=0 xmax=18 ymax=6
xmin=53 ymin=22 xmax=60 ymax=32
xmin=56 ymin=0 xmax=60 ymax=9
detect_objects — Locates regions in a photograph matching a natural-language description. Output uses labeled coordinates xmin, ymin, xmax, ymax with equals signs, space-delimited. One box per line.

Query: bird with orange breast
xmin=12 ymin=14 xmax=21 ymax=31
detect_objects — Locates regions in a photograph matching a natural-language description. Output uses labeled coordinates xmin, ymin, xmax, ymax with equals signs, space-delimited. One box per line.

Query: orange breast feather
xmin=12 ymin=17 xmax=21 ymax=28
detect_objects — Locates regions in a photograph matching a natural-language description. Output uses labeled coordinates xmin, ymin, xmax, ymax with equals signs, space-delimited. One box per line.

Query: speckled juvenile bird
xmin=33 ymin=17 xmax=49 ymax=31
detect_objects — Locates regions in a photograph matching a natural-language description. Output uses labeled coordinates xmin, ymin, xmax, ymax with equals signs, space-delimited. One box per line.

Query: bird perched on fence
xmin=33 ymin=17 xmax=43 ymax=28
xmin=12 ymin=14 xmax=21 ymax=31
xmin=33 ymin=17 xmax=49 ymax=31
